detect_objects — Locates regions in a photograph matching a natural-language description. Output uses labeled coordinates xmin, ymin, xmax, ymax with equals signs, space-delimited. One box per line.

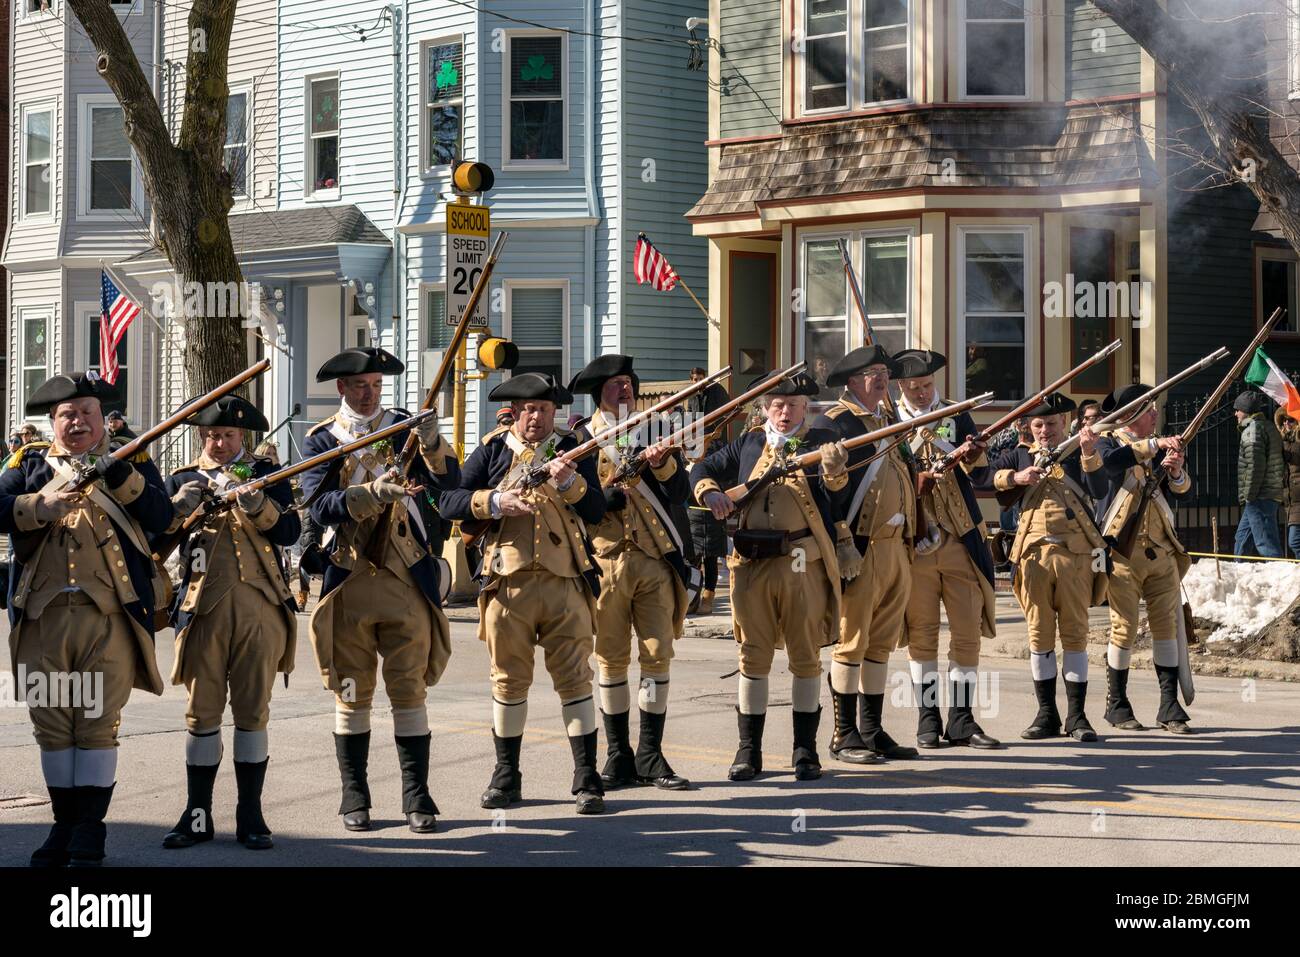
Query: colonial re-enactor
xmin=1081 ymin=384 xmax=1194 ymax=734
xmin=300 ymin=347 xmax=458 ymax=833
xmin=569 ymin=355 xmax=690 ymax=791
xmin=812 ymin=346 xmax=918 ymax=762
xmin=983 ymin=394 xmax=1107 ymax=741
xmin=894 ymin=349 xmax=1000 ymax=749
xmin=691 ymin=370 xmax=853 ymax=782
xmin=0 ymin=373 xmax=173 ymax=867
xmin=439 ymin=373 xmax=610 ymax=814
xmin=157 ymin=397 xmax=301 ymax=851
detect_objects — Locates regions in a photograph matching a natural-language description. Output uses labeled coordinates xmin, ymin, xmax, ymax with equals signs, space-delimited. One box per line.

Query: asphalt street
xmin=2 ymin=607 xmax=1298 ymax=867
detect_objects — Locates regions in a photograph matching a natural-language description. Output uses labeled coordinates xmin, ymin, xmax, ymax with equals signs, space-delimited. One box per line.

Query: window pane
xmin=226 ymin=93 xmax=247 ymax=146
xmin=864 ymin=236 xmax=908 ymax=315
xmin=968 ymin=0 xmax=1024 ymax=18
xmin=313 ymin=136 xmax=339 ymax=190
xmin=511 ymin=36 xmax=562 ymax=98
xmin=865 ymin=27 xmax=908 ymax=102
xmin=513 ymin=349 xmax=564 ymax=383
xmin=966 ymin=22 xmax=1027 ymax=96
xmin=225 ymin=145 xmax=248 ymax=196
xmin=808 ymin=0 xmax=848 ymax=33
xmin=965 ymin=343 xmax=1024 ymax=401
xmin=26 ymin=163 xmax=51 ymax=215
xmin=511 ymin=287 xmax=564 ymax=347
xmin=806 ymin=241 xmax=845 ymax=318
xmin=24 ymin=317 xmax=47 ymax=366
xmin=310 ymin=78 xmax=339 ymax=135
xmin=806 ymin=320 xmax=846 ymax=400
xmin=1262 ymin=259 xmax=1299 ymax=334
xmin=26 ymin=111 xmax=51 ymax=162
xmin=91 ymin=107 xmax=128 ymax=158
xmin=428 ymin=42 xmax=463 ymax=103
xmin=91 ymin=159 xmax=132 ymax=210
xmin=426 ymin=291 xmax=452 ymax=349
xmin=806 ymin=34 xmax=848 ymax=110
xmin=965 ymin=234 xmax=1025 ymax=312
xmin=428 ymin=104 xmax=462 ymax=167
xmin=25 ymin=369 xmax=47 ymax=402
xmin=510 ymin=100 xmax=564 ymax=161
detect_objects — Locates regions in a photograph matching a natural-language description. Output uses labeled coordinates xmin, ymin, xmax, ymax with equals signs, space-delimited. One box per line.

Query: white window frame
xmin=501 ymin=30 xmax=569 ymax=172
xmin=74 ymin=301 xmax=144 ymax=417
xmin=77 ymin=94 xmax=142 ymax=221
xmin=502 ymin=279 xmax=570 ymax=381
xmin=20 ymin=0 xmax=56 ymax=19
xmin=1256 ymin=246 xmax=1300 ymax=336
xmin=1289 ymin=0 xmax=1300 ymax=99
xmin=225 ymin=84 xmax=253 ymax=205
xmin=419 ymin=281 xmax=451 ymax=350
xmin=798 ymin=0 xmax=915 ymax=117
xmin=17 ymin=307 xmax=53 ymax=427
xmin=304 ymin=72 xmax=341 ymax=202
xmin=19 ymin=101 xmax=56 ymax=221
xmin=955 ymin=224 xmax=1035 ymax=403
xmin=421 ymin=35 xmax=465 ymax=176
xmin=958 ymin=0 xmax=1033 ymax=102
xmin=109 ymin=0 xmax=142 ymax=16
xmin=797 ymin=227 xmax=915 ymax=364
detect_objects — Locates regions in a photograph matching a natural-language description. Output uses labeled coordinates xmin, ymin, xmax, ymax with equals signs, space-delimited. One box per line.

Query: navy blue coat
xmin=298 ymin=411 xmax=460 ymax=606
xmin=439 ymin=428 xmax=606 ymax=595
xmin=811 ymin=406 xmax=911 ymax=553
xmin=1083 ymin=435 xmax=1193 ymax=525
xmin=911 ymin=409 xmax=997 ymax=589
xmin=688 ymin=426 xmax=847 ymax=543
xmin=0 ymin=446 xmax=172 ymax=636
xmin=161 ymin=456 xmax=302 ymax=630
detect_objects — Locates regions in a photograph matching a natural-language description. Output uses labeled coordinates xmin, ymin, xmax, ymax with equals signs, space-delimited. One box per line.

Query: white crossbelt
xmin=591 ymin=415 xmax=685 ymax=554
xmin=325 ymin=410 xmax=425 ymax=547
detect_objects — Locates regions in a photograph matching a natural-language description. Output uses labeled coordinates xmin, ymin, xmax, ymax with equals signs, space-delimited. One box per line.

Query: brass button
xmin=121 ymin=575 xmax=129 ymax=583
xmin=69 ymin=578 xmax=77 ymax=584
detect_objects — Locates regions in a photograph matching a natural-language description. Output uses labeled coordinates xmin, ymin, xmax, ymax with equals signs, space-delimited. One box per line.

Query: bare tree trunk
xmin=66 ymin=0 xmax=248 ymax=399
xmin=1094 ymin=0 xmax=1300 ymax=257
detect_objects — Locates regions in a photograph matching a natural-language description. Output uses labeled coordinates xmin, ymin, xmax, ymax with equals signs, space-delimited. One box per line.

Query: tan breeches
xmin=905 ymin=535 xmax=983 ymax=666
xmin=731 ymin=556 xmax=830 ymax=679
xmin=594 ymin=549 xmax=677 ymax=679
xmin=482 ymin=569 xmax=595 ymax=702
xmin=833 ymin=534 xmax=911 ymax=666
xmin=1108 ymin=546 xmax=1182 ymax=650
xmin=1012 ymin=545 xmax=1094 ymax=654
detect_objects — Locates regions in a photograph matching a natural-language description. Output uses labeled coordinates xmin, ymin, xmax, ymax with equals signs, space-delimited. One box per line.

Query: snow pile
xmin=1181 ymin=558 xmax=1300 ymax=643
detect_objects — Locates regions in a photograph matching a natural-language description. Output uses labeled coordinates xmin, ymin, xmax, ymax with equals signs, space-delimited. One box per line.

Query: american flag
xmin=99 ymin=271 xmax=139 ymax=385
xmin=634 ymin=233 xmax=678 ymax=292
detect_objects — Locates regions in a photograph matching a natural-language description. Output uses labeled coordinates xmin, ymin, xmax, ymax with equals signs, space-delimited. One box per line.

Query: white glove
xmin=411 ymin=416 xmax=442 ymax=450
xmin=235 ymin=485 xmax=266 ymax=514
xmin=836 ymin=540 xmax=864 ymax=581
xmin=820 ymin=441 xmax=849 ymax=478
xmin=171 ymin=480 xmax=208 ymax=517
xmin=367 ymin=472 xmax=410 ymax=505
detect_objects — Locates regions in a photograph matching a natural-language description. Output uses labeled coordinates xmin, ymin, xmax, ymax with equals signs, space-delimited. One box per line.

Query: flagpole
xmin=101 ymin=259 xmax=169 ymax=339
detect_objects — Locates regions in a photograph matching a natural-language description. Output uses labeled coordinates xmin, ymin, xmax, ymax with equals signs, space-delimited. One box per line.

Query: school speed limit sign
xmin=446 ymin=202 xmax=490 ymax=328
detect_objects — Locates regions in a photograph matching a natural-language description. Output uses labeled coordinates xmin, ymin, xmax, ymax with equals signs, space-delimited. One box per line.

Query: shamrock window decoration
xmin=435 ymin=60 xmax=459 ymax=92
xmin=308 ymin=77 xmax=340 ymax=194
xmin=508 ymin=35 xmax=563 ymax=162
xmin=427 ymin=41 xmax=464 ymax=168
xmin=520 ymin=55 xmax=553 ymax=84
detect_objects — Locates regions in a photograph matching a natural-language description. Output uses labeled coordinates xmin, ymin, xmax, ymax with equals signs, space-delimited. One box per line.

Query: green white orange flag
xmin=1244 ymin=347 xmax=1300 ymax=422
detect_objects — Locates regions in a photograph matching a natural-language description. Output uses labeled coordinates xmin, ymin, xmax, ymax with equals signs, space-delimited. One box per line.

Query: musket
xmin=62 ymin=358 xmax=272 ymax=495
xmin=152 ymin=409 xmax=439 ymax=563
xmin=364 ymin=230 xmax=509 ymax=567
xmin=608 ymin=362 xmax=807 ymax=486
xmin=1112 ymin=309 xmax=1284 ymax=559
xmin=991 ymin=348 xmax=1231 ymax=509
xmin=928 ymin=339 xmax=1122 ymax=477
xmin=722 ymin=392 xmax=995 ymax=512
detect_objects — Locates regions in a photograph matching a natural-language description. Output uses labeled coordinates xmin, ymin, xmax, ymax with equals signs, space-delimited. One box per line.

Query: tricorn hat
xmin=316 ymin=346 xmax=404 ymax=382
xmin=567 ymin=354 xmax=639 ymax=401
xmin=25 ymin=371 xmax=121 ymax=417
xmin=893 ymin=349 xmax=947 ymax=380
xmin=1022 ymin=392 xmax=1078 ymax=418
xmin=750 ymin=369 xmax=820 ymax=397
xmin=184 ymin=395 xmax=271 ymax=432
xmin=826 ymin=345 xmax=899 ymax=387
xmin=1101 ymin=383 xmax=1154 ymax=415
xmin=488 ymin=372 xmax=574 ymax=405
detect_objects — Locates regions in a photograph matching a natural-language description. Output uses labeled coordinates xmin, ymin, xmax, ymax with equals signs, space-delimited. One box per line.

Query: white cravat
xmin=763 ymin=420 xmax=801 ymax=448
xmin=337 ymin=399 xmax=383 ymax=434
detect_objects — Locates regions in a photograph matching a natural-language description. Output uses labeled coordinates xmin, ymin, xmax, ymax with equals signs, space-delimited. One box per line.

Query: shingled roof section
xmin=227 ymin=205 xmax=390 ymax=253
xmin=689 ymin=104 xmax=1156 ymax=220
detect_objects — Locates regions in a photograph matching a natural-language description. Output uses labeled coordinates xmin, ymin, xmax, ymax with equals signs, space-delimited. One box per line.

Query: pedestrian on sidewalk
xmin=1234 ymin=390 xmax=1284 ymax=558
xmin=1277 ymin=407 xmax=1300 ymax=559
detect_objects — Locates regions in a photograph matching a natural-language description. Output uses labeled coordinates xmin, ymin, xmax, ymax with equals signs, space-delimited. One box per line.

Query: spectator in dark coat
xmin=1234 ymin=390 xmax=1285 ymax=558
xmin=1278 ymin=407 xmax=1300 ymax=560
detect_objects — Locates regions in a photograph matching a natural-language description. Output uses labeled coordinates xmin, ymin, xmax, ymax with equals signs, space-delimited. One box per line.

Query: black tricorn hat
xmin=1022 ymin=392 xmax=1078 ymax=418
xmin=316 ymin=346 xmax=404 ymax=382
xmin=25 ymin=372 xmax=121 ymax=417
xmin=568 ymin=354 xmax=639 ymax=400
xmin=489 ymin=372 xmax=574 ymax=405
xmin=184 ymin=395 xmax=270 ymax=432
xmin=826 ymin=345 xmax=898 ymax=387
xmin=1101 ymin=383 xmax=1154 ymax=414
xmin=750 ymin=369 xmax=820 ymax=397
xmin=893 ymin=349 xmax=947 ymax=380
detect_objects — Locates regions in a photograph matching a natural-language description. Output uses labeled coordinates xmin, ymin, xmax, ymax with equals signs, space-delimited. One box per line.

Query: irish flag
xmin=1245 ymin=347 xmax=1300 ymax=422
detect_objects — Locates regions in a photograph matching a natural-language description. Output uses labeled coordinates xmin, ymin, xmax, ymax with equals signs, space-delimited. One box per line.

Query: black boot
xmin=1105 ymin=665 xmax=1146 ymax=730
xmin=599 ymin=709 xmax=638 ymax=789
xmin=944 ymin=677 xmax=1000 ymax=748
xmin=30 ymin=786 xmax=77 ymax=867
xmin=66 ymin=785 xmax=114 ymax=867
xmin=481 ymin=733 xmax=523 ymax=809
xmin=395 ymin=734 xmax=440 ymax=833
xmin=635 ymin=710 xmax=690 ymax=789
xmin=1064 ymin=680 xmax=1098 ymax=742
xmin=163 ymin=763 xmax=219 ymax=849
xmin=234 ymin=759 xmax=274 ymax=850
xmin=728 ymin=709 xmax=765 ymax=781
xmin=792 ymin=708 xmax=823 ymax=781
xmin=1021 ymin=678 xmax=1062 ymax=739
xmin=333 ymin=732 xmax=372 ymax=831
xmin=1155 ymin=665 xmax=1192 ymax=733
xmin=915 ymin=677 xmax=944 ymax=749
xmin=569 ymin=730 xmax=605 ymax=814
xmin=858 ymin=693 xmax=919 ymax=759
xmin=829 ymin=675 xmax=877 ymax=763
